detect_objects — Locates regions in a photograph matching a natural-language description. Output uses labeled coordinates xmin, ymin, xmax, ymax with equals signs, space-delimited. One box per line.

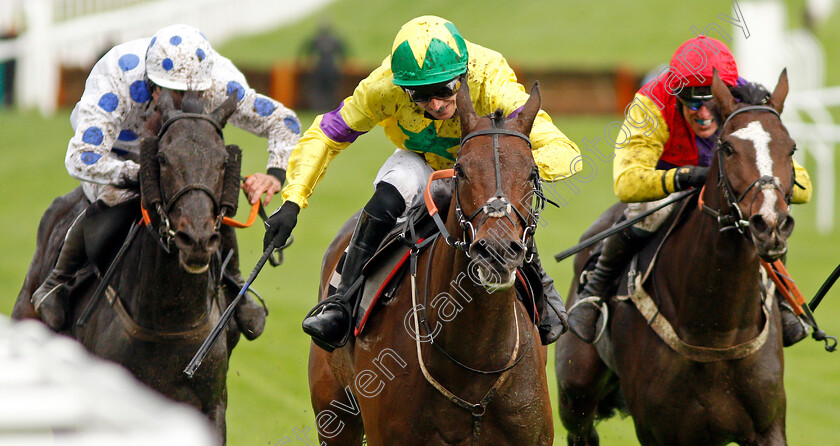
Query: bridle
xmin=142 ymin=113 xmax=231 ymax=251
xmin=698 ymin=105 xmax=794 ymax=235
xmin=426 ymin=115 xmax=553 ymax=260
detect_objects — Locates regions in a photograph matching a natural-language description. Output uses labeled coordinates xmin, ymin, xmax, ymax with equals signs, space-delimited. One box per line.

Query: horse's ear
xmin=711 ymin=69 xmax=736 ymax=118
xmin=210 ymin=92 xmax=239 ymax=128
xmin=769 ymin=68 xmax=789 ymax=114
xmin=509 ymin=82 xmax=541 ymax=134
xmin=456 ymin=75 xmax=479 ymax=134
xmin=157 ymin=88 xmax=176 ymax=121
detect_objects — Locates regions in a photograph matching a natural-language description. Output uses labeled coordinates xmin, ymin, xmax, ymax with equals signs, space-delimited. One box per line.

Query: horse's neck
xmin=663 ymin=192 xmax=764 ymax=341
xmin=116 ymin=232 xmax=216 ymax=330
xmin=422 ymin=207 xmax=522 ymax=367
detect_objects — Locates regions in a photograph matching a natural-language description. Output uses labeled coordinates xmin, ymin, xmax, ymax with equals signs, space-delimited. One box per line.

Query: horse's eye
xmin=157 ymin=154 xmax=167 ymax=166
xmin=790 ymin=144 xmax=798 ymax=156
xmin=454 ymin=164 xmax=465 ymax=178
xmin=530 ymin=167 xmax=539 ymax=180
xmin=720 ymin=142 xmax=734 ymax=156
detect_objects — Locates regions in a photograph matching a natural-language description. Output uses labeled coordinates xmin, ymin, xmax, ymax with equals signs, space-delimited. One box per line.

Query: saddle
xmin=327 ymin=196 xmax=541 ymax=336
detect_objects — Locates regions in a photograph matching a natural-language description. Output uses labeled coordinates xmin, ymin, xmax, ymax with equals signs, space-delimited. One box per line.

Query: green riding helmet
xmin=390 ymin=16 xmax=469 ymax=87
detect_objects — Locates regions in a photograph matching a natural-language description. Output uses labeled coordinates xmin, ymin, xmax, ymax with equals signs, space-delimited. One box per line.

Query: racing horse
xmin=13 ymin=90 xmax=242 ymax=442
xmin=308 ymin=82 xmax=553 ymax=445
xmin=556 ymin=70 xmax=795 ymax=446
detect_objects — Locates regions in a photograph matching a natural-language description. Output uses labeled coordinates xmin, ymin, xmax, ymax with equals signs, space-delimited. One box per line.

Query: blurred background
xmin=1 ymin=0 xmax=839 ymax=444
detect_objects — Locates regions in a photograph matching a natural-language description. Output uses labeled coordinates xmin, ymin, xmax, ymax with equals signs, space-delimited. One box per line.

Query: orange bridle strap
xmin=140 ymin=200 xmax=260 ymax=229
xmin=761 ymin=259 xmax=807 ymax=315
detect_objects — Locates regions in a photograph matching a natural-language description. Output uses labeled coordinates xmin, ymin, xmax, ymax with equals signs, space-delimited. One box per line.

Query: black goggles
xmin=677 ymin=86 xmax=713 ymax=111
xmin=678 ymin=96 xmax=710 ymax=111
xmin=403 ymin=77 xmax=462 ymax=104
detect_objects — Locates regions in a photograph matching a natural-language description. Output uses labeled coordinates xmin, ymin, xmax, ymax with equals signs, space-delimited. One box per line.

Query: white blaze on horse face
xmin=731 ymin=121 xmax=778 ymax=224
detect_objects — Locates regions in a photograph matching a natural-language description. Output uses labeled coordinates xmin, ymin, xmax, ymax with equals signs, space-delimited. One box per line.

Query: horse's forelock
xmin=181 ymin=90 xmax=205 ymax=114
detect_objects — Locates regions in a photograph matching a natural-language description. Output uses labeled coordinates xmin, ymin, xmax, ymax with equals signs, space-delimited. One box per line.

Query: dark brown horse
xmin=13 ymin=90 xmax=242 ymax=443
xmin=308 ymin=82 xmax=552 ymax=445
xmin=556 ymin=70 xmax=796 ymax=446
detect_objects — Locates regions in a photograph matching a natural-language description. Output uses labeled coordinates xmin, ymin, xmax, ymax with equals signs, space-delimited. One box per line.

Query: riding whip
xmin=810 ymin=261 xmax=840 ymax=312
xmin=554 ymin=189 xmax=699 ymax=263
xmin=184 ymin=240 xmax=278 ymax=378
xmin=77 ymin=220 xmax=142 ymax=327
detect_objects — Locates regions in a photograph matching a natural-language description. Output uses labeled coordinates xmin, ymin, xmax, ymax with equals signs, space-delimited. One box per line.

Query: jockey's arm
xmin=282 ymin=66 xmax=392 ymax=209
xmin=214 ymin=54 xmax=302 ymax=206
xmin=65 ymin=53 xmax=140 ymax=187
xmin=791 ymin=160 xmax=811 ymax=204
xmin=613 ymin=94 xmax=673 ymax=203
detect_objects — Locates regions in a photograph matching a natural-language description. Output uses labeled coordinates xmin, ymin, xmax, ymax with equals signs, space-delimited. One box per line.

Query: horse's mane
xmin=731 ymin=82 xmax=771 ymax=106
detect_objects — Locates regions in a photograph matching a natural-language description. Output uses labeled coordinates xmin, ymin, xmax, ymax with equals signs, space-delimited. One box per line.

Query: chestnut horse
xmin=308 ymin=82 xmax=553 ymax=445
xmin=556 ymin=71 xmax=796 ymax=446
xmin=13 ymin=90 xmax=242 ymax=443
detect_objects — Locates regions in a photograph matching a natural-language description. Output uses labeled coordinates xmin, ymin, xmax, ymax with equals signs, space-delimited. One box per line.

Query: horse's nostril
xmin=207 ymin=233 xmax=221 ymax=251
xmin=508 ymin=241 xmax=525 ymax=259
xmin=749 ymin=214 xmax=769 ymax=234
xmin=175 ymin=231 xmax=197 ymax=249
xmin=779 ymin=214 xmax=795 ymax=237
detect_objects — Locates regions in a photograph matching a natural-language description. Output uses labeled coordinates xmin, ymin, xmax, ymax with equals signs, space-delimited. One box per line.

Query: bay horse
xmin=308 ymin=82 xmax=553 ymax=445
xmin=13 ymin=90 xmax=242 ymax=443
xmin=556 ymin=70 xmax=796 ymax=446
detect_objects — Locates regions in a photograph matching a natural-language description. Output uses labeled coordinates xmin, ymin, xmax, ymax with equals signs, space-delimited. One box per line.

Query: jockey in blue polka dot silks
xmin=32 ymin=24 xmax=300 ymax=338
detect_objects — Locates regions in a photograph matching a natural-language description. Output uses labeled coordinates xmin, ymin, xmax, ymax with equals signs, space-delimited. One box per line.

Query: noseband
xmin=699 ymin=105 xmax=793 ymax=234
xmin=144 ymin=113 xmax=228 ymax=251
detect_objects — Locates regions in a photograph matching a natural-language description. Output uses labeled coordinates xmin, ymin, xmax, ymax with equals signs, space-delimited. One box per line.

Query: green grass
xmin=2 ymin=108 xmax=838 ymax=445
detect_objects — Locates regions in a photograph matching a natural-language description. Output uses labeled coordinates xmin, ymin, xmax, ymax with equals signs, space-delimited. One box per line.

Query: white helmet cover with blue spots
xmin=145 ymin=24 xmax=214 ymax=91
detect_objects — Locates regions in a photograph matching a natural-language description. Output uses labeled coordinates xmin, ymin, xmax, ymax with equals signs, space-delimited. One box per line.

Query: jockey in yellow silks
xmin=264 ymin=15 xmax=581 ymax=350
xmin=567 ymin=36 xmax=813 ymax=346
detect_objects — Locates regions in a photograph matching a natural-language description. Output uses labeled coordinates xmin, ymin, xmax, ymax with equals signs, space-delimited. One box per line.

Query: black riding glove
xmin=673 ymin=165 xmax=709 ymax=191
xmin=263 ymin=201 xmax=300 ymax=251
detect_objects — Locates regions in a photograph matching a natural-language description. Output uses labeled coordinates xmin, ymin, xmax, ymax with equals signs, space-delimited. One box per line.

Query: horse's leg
xmin=555 ymin=332 xmax=614 ymax=446
xmin=308 ymin=345 xmax=364 ymax=445
xmin=207 ymin=399 xmax=227 ymax=446
xmin=12 ymin=187 xmax=87 ymax=320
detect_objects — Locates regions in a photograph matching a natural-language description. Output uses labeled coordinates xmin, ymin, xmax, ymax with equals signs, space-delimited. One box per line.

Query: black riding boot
xmin=302 ymin=210 xmax=395 ymax=350
xmin=567 ymin=225 xmax=651 ymax=343
xmin=529 ymin=248 xmax=568 ymax=345
xmin=32 ymin=212 xmax=88 ymax=330
xmin=778 ymin=296 xmax=808 ymax=347
xmin=302 ymin=182 xmax=405 ymax=351
xmin=220 ymin=225 xmax=267 ymax=341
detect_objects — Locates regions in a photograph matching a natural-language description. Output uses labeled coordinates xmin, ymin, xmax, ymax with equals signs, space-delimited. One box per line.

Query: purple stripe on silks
xmin=507 ymin=105 xmax=524 ymax=119
xmin=320 ymin=102 xmax=365 ymax=143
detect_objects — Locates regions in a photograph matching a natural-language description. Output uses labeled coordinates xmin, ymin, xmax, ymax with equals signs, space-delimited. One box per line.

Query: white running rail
xmin=0 ymin=0 xmax=333 ymax=115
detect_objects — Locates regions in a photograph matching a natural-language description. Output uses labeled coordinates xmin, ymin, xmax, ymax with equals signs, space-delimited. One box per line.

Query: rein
xmin=698 ymin=105 xmax=792 ymax=234
xmin=409 ymin=234 xmax=526 ymax=446
xmin=408 ymin=120 xmax=545 ymax=444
